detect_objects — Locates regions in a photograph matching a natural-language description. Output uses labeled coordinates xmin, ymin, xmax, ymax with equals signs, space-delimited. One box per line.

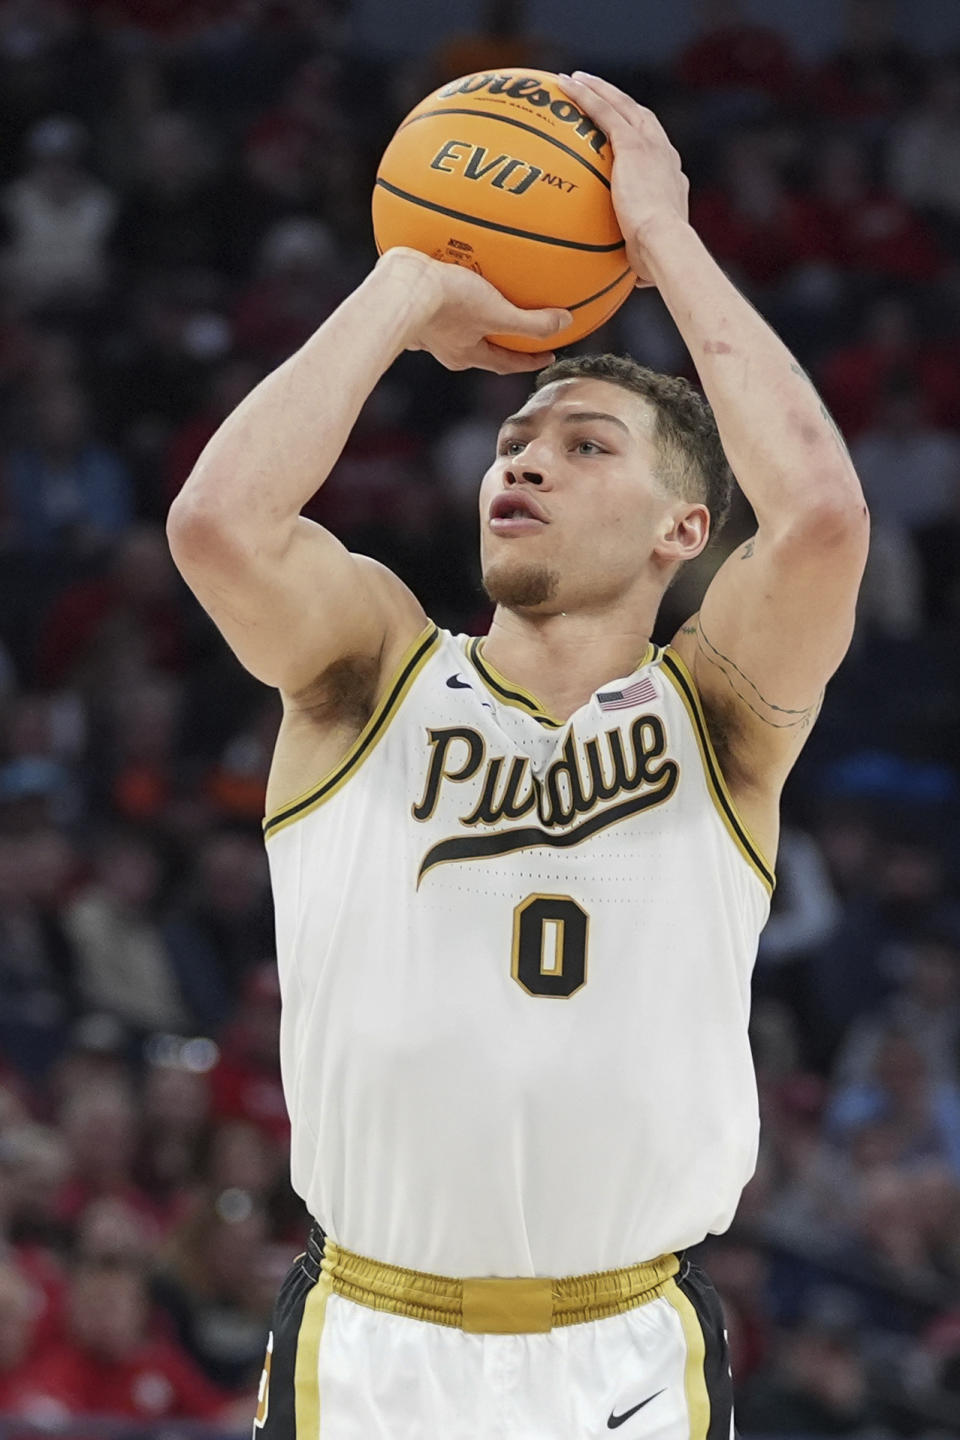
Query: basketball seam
xmin=566 ymin=267 xmax=633 ymax=312
xmin=373 ymin=178 xmax=626 ymax=253
xmin=396 ymin=107 xmax=611 ymax=189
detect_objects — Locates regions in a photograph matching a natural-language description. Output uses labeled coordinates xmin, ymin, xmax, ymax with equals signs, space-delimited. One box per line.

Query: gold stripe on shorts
xmin=320 ymin=1240 xmax=680 ymax=1333
xmin=294 ymin=1269 xmax=332 ymax=1436
xmin=662 ymin=1277 xmax=711 ymax=1440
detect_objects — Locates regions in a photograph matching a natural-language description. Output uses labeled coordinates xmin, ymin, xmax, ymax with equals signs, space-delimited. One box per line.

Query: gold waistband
xmin=319 ymin=1241 xmax=680 ymax=1333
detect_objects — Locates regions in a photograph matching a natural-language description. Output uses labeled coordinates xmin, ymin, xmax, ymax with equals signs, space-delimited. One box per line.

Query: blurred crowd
xmin=0 ymin=0 xmax=959 ymax=1434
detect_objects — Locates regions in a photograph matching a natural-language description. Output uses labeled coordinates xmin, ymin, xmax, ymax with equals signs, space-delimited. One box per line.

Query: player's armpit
xmin=671 ymin=505 xmax=868 ymax=790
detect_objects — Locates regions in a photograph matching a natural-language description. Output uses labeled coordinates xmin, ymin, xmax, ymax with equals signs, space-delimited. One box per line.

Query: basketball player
xmin=168 ymin=73 xmax=868 ymax=1440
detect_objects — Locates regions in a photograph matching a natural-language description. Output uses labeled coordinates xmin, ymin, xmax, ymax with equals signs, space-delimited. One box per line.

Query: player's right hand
xmin=379 ymin=248 xmax=571 ymax=375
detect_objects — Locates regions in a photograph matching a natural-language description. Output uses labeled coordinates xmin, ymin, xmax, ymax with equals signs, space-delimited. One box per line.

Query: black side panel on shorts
xmin=677 ymin=1261 xmax=734 ymax=1440
xmin=255 ymin=1235 xmax=323 ymax=1439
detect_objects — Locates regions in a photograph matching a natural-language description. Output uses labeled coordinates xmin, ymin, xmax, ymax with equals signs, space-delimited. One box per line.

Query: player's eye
xmin=499 ymin=439 xmax=526 ymax=456
xmin=574 ymin=439 xmax=604 ymax=455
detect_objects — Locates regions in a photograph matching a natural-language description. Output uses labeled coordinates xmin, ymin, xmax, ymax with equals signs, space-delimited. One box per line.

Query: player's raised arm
xmin=561 ymin=73 xmax=869 ymax=790
xmin=166 ymin=249 xmax=570 ymax=696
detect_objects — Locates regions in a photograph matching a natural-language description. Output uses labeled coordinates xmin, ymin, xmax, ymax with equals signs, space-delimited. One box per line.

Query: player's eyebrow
xmin=499 ymin=410 xmax=632 ymax=435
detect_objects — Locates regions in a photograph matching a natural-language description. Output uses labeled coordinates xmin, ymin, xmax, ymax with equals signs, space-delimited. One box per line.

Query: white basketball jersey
xmin=264 ymin=624 xmax=773 ymax=1278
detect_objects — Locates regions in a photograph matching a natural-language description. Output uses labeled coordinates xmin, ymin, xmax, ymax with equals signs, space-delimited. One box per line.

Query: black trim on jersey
xmin=659 ymin=651 xmax=775 ymax=890
xmin=374 ymin=178 xmax=627 ymax=253
xmin=677 ymin=1259 xmax=735 ymax=1440
xmin=263 ymin=626 xmax=440 ymax=837
xmin=467 ymin=638 xmax=563 ymax=726
xmin=418 ymin=781 xmax=677 ymax=884
xmin=397 ymin=107 xmax=612 ymax=189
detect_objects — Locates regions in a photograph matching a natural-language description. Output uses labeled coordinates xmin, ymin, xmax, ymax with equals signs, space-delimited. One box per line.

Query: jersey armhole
xmin=659 ymin=647 xmax=776 ymax=895
xmin=263 ymin=623 xmax=441 ymax=840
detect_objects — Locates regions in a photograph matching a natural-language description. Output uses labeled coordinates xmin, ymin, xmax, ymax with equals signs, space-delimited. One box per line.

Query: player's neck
xmin=483 ymin=603 xmax=658 ymax=723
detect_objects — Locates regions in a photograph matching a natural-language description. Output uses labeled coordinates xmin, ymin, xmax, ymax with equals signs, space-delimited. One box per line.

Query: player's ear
xmin=653 ymin=502 xmax=710 ymax=566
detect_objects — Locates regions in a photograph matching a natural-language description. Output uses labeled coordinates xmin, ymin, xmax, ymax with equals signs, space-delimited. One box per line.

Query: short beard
xmin=482 ymin=561 xmax=560 ymax=610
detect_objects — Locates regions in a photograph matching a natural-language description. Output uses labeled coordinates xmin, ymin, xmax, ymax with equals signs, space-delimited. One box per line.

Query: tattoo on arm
xmin=740 ymin=537 xmax=755 ymax=559
xmin=789 ymin=362 xmax=851 ymax=463
xmin=692 ymin=617 xmax=824 ymax=732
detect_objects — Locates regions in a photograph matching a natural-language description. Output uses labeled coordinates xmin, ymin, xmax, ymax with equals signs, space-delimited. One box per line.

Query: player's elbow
xmin=789 ymin=485 xmax=870 ymax=560
xmin=166 ymin=487 xmax=244 ymax=576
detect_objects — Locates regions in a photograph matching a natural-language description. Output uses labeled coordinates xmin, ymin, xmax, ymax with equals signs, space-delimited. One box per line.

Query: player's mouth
xmin=488 ymin=491 xmax=549 ymax=536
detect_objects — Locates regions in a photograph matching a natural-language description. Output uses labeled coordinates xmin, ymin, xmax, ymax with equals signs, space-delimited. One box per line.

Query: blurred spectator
xmin=162 ymin=357 xmax=262 ymax=505
xmin=54 ymin=1075 xmax=159 ymax=1234
xmin=111 ymin=110 xmax=227 ymax=279
xmin=889 ymin=60 xmax=960 ymax=229
xmin=691 ymin=129 xmax=830 ymax=290
xmin=812 ymin=0 xmax=920 ymax=124
xmin=0 ymin=830 xmax=80 ymax=1078
xmin=208 ymin=963 xmax=288 ymax=1147
xmin=63 ymin=826 xmax=189 ymax=1033
xmin=827 ymin=1027 xmax=960 ymax=1178
xmin=9 ymin=1254 xmax=229 ymax=1422
xmin=163 ymin=833 xmax=273 ymax=1030
xmin=677 ymin=0 xmax=798 ymax=104
xmin=836 ymin=930 xmax=960 ymax=1088
xmin=431 ymin=0 xmax=548 ymax=87
xmin=135 ymin=1052 xmax=211 ymax=1222
xmin=204 ymin=695 xmax=278 ymax=823
xmin=739 ymin=1300 xmax=886 ymax=1433
xmin=819 ymin=294 xmax=960 ymax=437
xmin=232 ymin=217 xmax=347 ymax=367
xmin=0 ymin=1262 xmax=43 ymax=1412
xmin=0 ymin=115 xmax=117 ymax=311
xmin=36 ymin=522 xmax=189 ymax=687
xmin=851 ymin=379 xmax=960 ymax=530
xmin=0 ymin=380 xmax=133 ymax=554
xmin=758 ymin=827 xmax=842 ymax=967
xmin=812 ymin=134 xmax=944 ymax=284
xmin=153 ymin=1185 xmax=272 ymax=1390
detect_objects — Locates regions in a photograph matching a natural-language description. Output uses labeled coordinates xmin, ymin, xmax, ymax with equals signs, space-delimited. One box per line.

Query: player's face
xmin=478 ymin=378 xmax=703 ymax=613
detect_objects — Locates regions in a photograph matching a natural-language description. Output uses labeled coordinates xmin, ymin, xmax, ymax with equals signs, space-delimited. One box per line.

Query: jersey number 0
xmin=511 ymin=894 xmax=589 ymax=997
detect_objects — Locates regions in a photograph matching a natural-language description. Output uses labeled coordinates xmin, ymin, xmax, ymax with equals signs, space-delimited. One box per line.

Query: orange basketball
xmin=372 ymin=69 xmax=635 ymax=352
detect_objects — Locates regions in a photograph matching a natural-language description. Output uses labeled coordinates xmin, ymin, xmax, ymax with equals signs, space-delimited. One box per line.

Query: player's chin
xmin=481 ymin=556 xmax=562 ymax=610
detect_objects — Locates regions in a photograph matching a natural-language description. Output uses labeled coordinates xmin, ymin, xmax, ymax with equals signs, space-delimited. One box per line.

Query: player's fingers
xmin=557 ymin=73 xmax=626 ymax=134
xmin=567 ymin=72 xmax=670 ymax=141
xmin=495 ymin=306 xmax=572 ymax=340
xmin=476 ymin=341 xmax=557 ymax=374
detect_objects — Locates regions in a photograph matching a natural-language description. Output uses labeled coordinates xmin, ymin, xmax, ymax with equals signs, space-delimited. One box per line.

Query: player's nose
xmin=504 ymin=468 xmax=545 ymax=486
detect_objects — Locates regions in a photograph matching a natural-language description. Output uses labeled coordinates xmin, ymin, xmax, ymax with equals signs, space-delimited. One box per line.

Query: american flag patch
xmin=597 ymin=676 xmax=658 ymax=712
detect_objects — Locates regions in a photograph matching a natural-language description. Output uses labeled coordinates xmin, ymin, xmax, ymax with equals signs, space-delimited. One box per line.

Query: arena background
xmin=1 ymin=0 xmax=959 ymax=1435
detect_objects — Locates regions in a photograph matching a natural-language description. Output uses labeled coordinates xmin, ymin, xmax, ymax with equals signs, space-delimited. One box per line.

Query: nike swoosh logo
xmin=446 ymin=674 xmax=472 ymax=689
xmin=607 ymin=1390 xmax=665 ymax=1428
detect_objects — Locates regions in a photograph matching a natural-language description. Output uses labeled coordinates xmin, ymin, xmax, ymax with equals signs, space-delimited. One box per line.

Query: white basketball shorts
xmin=253 ymin=1223 xmax=735 ymax=1440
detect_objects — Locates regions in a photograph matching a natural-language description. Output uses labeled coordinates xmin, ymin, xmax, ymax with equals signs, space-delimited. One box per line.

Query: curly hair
xmin=533 ymin=353 xmax=734 ymax=542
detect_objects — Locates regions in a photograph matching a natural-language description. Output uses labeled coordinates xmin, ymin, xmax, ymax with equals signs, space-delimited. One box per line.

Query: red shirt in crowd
xmin=4 ymin=1335 xmax=227 ymax=1422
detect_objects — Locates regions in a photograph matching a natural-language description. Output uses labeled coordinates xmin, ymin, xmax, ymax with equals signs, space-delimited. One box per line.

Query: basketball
xmin=372 ymin=70 xmax=636 ymax=352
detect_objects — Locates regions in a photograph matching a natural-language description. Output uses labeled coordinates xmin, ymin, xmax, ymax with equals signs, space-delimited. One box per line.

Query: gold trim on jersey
xmin=467 ymin=637 xmax=564 ymax=726
xmin=662 ymin=1277 xmax=711 ymax=1440
xmin=293 ymin=1268 xmax=332 ymax=1436
xmin=319 ymin=1238 xmax=680 ymax=1332
xmin=659 ymin=648 xmax=775 ymax=894
xmin=263 ymin=623 xmax=442 ymax=838
xmin=465 ymin=638 xmax=658 ymax=729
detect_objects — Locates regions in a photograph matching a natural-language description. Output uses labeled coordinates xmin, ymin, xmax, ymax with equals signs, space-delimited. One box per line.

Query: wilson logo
xmin=437 ymin=72 xmax=608 ymax=154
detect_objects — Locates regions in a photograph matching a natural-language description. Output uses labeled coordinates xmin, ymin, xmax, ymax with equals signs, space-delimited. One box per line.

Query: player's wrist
xmin=627 ymin=210 xmax=694 ymax=278
xmin=372 ymin=248 xmax=446 ymax=336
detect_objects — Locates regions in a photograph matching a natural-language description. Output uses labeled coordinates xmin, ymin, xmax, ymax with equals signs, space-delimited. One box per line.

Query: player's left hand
xmin=558 ymin=72 xmax=689 ymax=285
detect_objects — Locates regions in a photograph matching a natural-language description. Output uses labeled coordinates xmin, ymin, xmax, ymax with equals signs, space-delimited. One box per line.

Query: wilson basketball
xmin=372 ymin=70 xmax=635 ymax=352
